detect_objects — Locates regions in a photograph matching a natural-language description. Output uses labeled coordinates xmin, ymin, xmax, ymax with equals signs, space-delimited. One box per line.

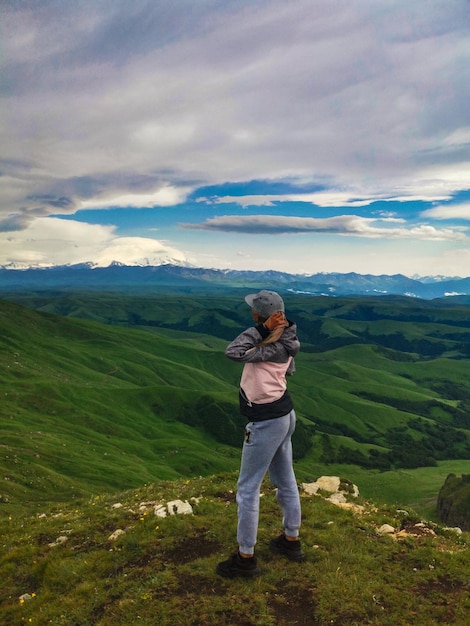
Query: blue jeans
xmin=236 ymin=410 xmax=301 ymax=555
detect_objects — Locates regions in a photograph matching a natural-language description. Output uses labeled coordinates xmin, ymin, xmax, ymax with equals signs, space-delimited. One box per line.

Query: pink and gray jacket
xmin=225 ymin=321 xmax=300 ymax=421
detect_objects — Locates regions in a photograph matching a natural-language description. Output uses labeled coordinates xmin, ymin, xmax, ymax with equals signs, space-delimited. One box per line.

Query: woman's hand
xmin=264 ymin=311 xmax=288 ymax=331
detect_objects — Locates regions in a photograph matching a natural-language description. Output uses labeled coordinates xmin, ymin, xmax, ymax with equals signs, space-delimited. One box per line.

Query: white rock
xmin=108 ymin=529 xmax=126 ymax=541
xmin=167 ymin=499 xmax=193 ymax=515
xmin=154 ymin=505 xmax=167 ymax=518
xmin=349 ymin=483 xmax=360 ymax=498
xmin=317 ymin=476 xmax=341 ymax=493
xmin=19 ymin=594 xmax=32 ymax=602
xmin=48 ymin=536 xmax=68 ymax=547
xmin=302 ymin=482 xmax=320 ymax=495
xmin=327 ymin=492 xmax=347 ymax=504
xmin=139 ymin=501 xmax=157 ymax=512
xmin=378 ymin=524 xmax=394 ymax=534
xmin=112 ymin=503 xmax=123 ymax=509
xmin=303 ymin=476 xmax=359 ymax=500
xmin=303 ymin=476 xmax=341 ymax=495
xmin=316 ymin=476 xmax=341 ymax=493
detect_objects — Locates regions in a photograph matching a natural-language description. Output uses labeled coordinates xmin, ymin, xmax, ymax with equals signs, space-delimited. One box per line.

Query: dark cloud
xmin=182 ymin=214 xmax=467 ymax=241
xmin=26 ymin=195 xmax=74 ymax=209
xmin=0 ymin=212 xmax=34 ymax=233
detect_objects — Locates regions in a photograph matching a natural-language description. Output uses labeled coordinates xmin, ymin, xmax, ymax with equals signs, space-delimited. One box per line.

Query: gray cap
xmin=244 ymin=290 xmax=285 ymax=319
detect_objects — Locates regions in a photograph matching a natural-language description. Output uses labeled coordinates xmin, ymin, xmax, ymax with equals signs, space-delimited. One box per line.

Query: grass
xmin=1 ymin=294 xmax=470 ymax=522
xmin=1 ymin=472 xmax=468 ymax=625
xmin=1 ymin=290 xmax=469 ymax=622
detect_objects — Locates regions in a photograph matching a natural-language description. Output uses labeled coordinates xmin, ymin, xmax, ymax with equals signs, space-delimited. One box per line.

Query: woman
xmin=216 ymin=290 xmax=304 ymax=578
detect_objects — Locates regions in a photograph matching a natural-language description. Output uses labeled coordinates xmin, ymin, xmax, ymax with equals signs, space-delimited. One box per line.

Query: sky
xmin=1 ymin=0 xmax=470 ymax=277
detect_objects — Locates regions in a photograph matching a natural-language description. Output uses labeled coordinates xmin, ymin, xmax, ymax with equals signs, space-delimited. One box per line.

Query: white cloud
xmin=421 ymin=203 xmax=470 ymax=220
xmin=80 ymin=184 xmax=192 ymax=209
xmin=205 ymin=192 xmax=377 ymax=208
xmin=0 ymin=218 xmax=187 ymax=267
xmin=443 ymin=127 xmax=470 ymax=147
xmin=205 ymin=190 xmax=455 ymax=209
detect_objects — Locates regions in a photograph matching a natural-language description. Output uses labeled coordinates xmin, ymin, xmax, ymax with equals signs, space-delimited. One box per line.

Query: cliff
xmin=437 ymin=474 xmax=470 ymax=531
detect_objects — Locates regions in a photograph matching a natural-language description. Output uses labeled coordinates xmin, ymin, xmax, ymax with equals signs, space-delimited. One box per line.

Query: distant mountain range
xmin=1 ymin=262 xmax=470 ymax=299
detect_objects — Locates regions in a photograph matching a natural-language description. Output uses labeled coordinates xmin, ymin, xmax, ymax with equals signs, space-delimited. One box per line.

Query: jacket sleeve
xmin=225 ymin=323 xmax=299 ymax=364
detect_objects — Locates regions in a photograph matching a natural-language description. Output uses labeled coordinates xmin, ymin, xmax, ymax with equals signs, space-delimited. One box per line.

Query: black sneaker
xmin=269 ymin=534 xmax=305 ymax=562
xmin=216 ymin=552 xmax=260 ymax=578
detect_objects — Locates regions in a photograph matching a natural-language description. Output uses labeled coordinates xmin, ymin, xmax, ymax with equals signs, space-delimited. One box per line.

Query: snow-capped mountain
xmin=1 ymin=263 xmax=470 ymax=299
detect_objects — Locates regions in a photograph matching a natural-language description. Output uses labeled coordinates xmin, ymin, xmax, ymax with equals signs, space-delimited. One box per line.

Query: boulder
xmin=303 ymin=476 xmax=340 ymax=494
xmin=302 ymin=476 xmax=359 ymax=499
xmin=167 ymin=499 xmax=193 ymax=515
xmin=378 ymin=524 xmax=396 ymax=535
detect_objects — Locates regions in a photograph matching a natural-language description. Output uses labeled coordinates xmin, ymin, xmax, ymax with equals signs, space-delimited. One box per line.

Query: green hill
xmin=1 ymin=294 xmax=470 ymax=521
xmin=0 ymin=298 xmax=244 ymax=513
xmin=2 ymin=292 xmax=469 ymax=624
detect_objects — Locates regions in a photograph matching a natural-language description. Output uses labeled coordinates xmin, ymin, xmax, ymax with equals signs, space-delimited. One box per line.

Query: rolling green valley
xmin=1 ymin=292 xmax=470 ymax=625
xmin=1 ymin=292 xmax=470 ymax=516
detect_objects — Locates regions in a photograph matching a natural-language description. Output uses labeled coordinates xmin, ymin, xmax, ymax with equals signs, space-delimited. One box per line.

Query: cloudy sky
xmin=1 ymin=0 xmax=470 ymax=277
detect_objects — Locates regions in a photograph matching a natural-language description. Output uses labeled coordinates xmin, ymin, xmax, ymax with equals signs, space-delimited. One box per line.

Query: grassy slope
xmin=1 ymin=295 xmax=470 ymax=521
xmin=1 ymin=296 xmax=470 ymax=624
xmin=1 ymin=299 xmax=241 ymax=513
xmin=1 ymin=473 xmax=468 ymax=626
